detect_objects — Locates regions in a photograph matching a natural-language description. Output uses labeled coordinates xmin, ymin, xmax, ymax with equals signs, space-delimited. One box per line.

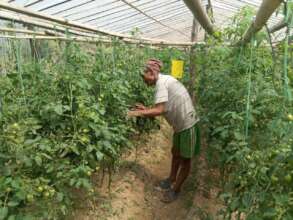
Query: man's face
xmin=142 ymin=70 xmax=157 ymax=86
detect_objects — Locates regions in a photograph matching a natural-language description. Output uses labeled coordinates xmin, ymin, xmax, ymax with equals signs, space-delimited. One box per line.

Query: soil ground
xmin=68 ymin=119 xmax=223 ymax=220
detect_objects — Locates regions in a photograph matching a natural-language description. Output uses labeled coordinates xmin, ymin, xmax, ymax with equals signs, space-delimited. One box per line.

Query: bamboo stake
xmin=0 ymin=35 xmax=195 ymax=47
xmin=25 ymin=25 xmax=39 ymax=60
xmin=0 ymin=27 xmax=45 ymax=35
xmin=0 ymin=27 xmax=64 ymax=36
xmin=0 ymin=35 xmax=112 ymax=43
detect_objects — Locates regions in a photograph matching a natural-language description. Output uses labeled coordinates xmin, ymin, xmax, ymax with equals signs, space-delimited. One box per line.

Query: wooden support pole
xmin=0 ymin=35 xmax=112 ymax=43
xmin=191 ymin=18 xmax=198 ymax=42
xmin=182 ymin=0 xmax=215 ymax=36
xmin=25 ymin=24 xmax=39 ymax=60
xmin=0 ymin=34 xmax=196 ymax=48
xmin=237 ymin=0 xmax=283 ymax=45
xmin=0 ymin=27 xmax=47 ymax=35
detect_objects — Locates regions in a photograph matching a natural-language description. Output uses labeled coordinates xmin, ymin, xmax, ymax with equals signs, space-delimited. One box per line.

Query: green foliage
xmin=0 ymin=41 xmax=168 ymax=219
xmin=197 ymin=7 xmax=293 ymax=219
xmin=1 ymin=5 xmax=292 ymax=219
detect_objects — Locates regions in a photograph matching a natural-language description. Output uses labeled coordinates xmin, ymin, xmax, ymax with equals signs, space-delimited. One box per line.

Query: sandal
xmin=158 ymin=178 xmax=172 ymax=191
xmin=161 ymin=189 xmax=179 ymax=203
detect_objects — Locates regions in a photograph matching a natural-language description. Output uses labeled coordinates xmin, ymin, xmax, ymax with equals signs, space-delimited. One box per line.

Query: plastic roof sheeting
xmin=2 ymin=0 xmax=285 ymax=42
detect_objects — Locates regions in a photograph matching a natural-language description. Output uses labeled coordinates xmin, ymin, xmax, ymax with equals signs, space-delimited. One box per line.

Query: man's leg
xmin=169 ymin=147 xmax=181 ymax=183
xmin=172 ymin=157 xmax=191 ymax=193
xmin=161 ymin=157 xmax=191 ymax=203
xmin=162 ymin=125 xmax=198 ymax=202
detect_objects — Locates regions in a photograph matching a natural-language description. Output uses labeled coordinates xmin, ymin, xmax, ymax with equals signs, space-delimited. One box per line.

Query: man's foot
xmin=157 ymin=178 xmax=172 ymax=191
xmin=161 ymin=189 xmax=179 ymax=203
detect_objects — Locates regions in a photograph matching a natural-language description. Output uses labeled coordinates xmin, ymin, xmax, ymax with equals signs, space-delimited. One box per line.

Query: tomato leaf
xmin=35 ymin=155 xmax=42 ymax=166
xmin=0 ymin=207 xmax=8 ymax=220
xmin=95 ymin=151 xmax=104 ymax=161
xmin=53 ymin=104 xmax=63 ymax=115
xmin=7 ymin=201 xmax=19 ymax=207
xmin=57 ymin=193 xmax=64 ymax=202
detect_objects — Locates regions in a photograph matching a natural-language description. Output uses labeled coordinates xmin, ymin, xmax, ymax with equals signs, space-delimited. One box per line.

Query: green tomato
xmin=43 ymin=192 xmax=50 ymax=198
xmin=246 ymin=155 xmax=252 ymax=160
xmin=37 ymin=186 xmax=44 ymax=192
xmin=81 ymin=136 xmax=90 ymax=143
xmin=271 ymin=175 xmax=278 ymax=183
xmin=26 ymin=194 xmax=34 ymax=202
xmin=5 ymin=187 xmax=12 ymax=193
xmin=49 ymin=189 xmax=55 ymax=196
xmin=287 ymin=114 xmax=293 ymax=121
xmin=78 ymin=103 xmax=84 ymax=108
xmin=86 ymin=171 xmax=92 ymax=176
xmin=12 ymin=123 xmax=19 ymax=129
xmin=285 ymin=174 xmax=292 ymax=183
xmin=82 ymin=128 xmax=89 ymax=133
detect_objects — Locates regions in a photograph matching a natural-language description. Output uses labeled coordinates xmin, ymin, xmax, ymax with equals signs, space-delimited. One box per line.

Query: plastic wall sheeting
xmin=1 ymin=0 xmax=285 ymax=42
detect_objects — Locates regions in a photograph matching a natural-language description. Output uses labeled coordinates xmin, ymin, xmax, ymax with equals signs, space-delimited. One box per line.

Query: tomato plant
xmin=197 ymin=6 xmax=293 ymax=219
xmin=0 ymin=40 xmax=181 ymax=219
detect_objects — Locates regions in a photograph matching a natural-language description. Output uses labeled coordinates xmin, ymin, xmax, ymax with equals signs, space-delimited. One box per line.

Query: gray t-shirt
xmin=154 ymin=74 xmax=199 ymax=133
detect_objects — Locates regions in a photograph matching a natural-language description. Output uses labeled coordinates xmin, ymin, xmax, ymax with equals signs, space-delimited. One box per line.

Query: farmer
xmin=127 ymin=58 xmax=200 ymax=203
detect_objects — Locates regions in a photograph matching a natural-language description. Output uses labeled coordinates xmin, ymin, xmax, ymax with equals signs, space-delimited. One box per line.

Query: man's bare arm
xmin=128 ymin=103 xmax=165 ymax=117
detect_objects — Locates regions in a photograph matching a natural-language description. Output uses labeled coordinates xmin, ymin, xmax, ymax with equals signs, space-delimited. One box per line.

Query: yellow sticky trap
xmin=171 ymin=60 xmax=184 ymax=79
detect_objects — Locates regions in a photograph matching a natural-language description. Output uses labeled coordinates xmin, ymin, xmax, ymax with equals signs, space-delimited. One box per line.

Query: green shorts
xmin=173 ymin=123 xmax=201 ymax=159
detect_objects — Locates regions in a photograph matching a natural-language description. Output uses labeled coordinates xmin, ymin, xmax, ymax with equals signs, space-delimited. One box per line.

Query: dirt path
xmin=69 ymin=119 xmax=223 ymax=220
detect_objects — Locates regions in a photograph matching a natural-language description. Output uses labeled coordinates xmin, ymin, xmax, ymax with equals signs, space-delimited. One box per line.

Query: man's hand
xmin=127 ymin=110 xmax=144 ymax=118
xmin=127 ymin=103 xmax=165 ymax=118
xmin=135 ymin=103 xmax=147 ymax=110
